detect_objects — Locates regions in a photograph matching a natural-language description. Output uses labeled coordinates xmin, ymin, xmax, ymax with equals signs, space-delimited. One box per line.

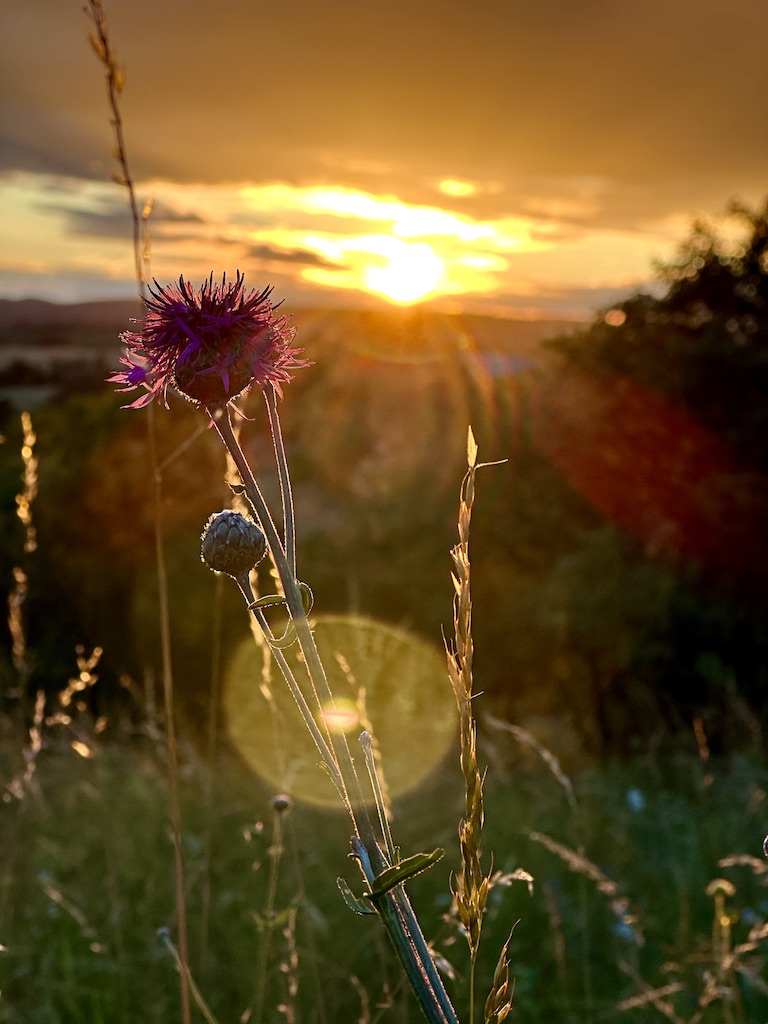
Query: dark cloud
xmin=242 ymin=244 xmax=343 ymax=270
xmin=44 ymin=197 xmax=346 ymax=266
xmin=2 ymin=0 xmax=767 ymax=217
xmin=0 ymin=130 xmax=89 ymax=178
xmin=148 ymin=203 xmax=206 ymax=226
xmin=54 ymin=205 xmax=134 ymax=238
xmin=31 ymin=192 xmax=206 ymax=240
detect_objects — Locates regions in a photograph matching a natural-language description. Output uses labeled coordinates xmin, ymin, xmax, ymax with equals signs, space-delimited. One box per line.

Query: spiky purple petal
xmin=109 ymin=272 xmax=308 ymax=409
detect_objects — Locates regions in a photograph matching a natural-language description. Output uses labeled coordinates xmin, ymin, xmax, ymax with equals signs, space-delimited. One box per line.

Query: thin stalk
xmin=284 ymin=812 xmax=329 ymax=1024
xmin=199 ymin=571 xmax=224 ymax=977
xmin=234 ymin=573 xmax=348 ymax=807
xmin=469 ymin=962 xmax=476 ymax=1024
xmin=159 ymin=929 xmax=220 ymax=1024
xmin=291 ymin=611 xmax=376 ymax=840
xmin=84 ymin=0 xmax=144 ymax=290
xmin=360 ymin=731 xmax=396 ymax=863
xmin=253 ymin=804 xmax=287 ymax=1024
xmin=149 ymin=406 xmax=192 ymax=1024
xmin=264 ymin=385 xmax=297 ymax=580
xmin=354 ymin=840 xmax=460 ymax=1024
xmin=85 ymin=7 xmax=193 ymax=1020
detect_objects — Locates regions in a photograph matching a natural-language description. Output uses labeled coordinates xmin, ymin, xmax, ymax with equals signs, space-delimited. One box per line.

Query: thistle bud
xmin=200 ymin=510 xmax=266 ymax=578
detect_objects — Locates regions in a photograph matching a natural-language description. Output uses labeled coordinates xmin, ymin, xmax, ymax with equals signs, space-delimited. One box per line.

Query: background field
xmin=1 ymin=217 xmax=768 ymax=1021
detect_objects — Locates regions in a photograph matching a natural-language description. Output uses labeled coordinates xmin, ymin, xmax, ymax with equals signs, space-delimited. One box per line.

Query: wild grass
xmin=1 ymin=715 xmax=766 ymax=1023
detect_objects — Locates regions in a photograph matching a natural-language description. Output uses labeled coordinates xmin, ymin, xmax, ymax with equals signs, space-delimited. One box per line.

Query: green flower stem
xmin=354 ymin=840 xmax=460 ymax=1024
xmin=210 ymin=407 xmax=287 ymax=564
xmin=290 ymin=608 xmax=376 ymax=839
xmin=234 ymin=572 xmax=348 ymax=808
xmin=264 ymin=385 xmax=297 ymax=581
xmin=360 ymin=731 xmax=396 ymax=862
xmin=209 ymin=402 xmax=461 ymax=1024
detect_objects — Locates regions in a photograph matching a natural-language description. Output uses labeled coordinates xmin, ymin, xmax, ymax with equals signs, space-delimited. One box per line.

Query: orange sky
xmin=1 ymin=0 xmax=767 ymax=317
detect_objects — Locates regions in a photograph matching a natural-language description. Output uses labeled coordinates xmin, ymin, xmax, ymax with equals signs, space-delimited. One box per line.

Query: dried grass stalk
xmin=447 ymin=428 xmax=489 ymax=961
xmin=447 ymin=428 xmax=513 ymax=1024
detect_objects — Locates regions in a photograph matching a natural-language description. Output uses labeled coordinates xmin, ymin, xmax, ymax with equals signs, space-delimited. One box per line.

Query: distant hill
xmin=0 ymin=298 xmax=143 ymax=332
xmin=0 ymin=298 xmax=579 ymax=351
xmin=0 ymin=299 xmax=581 ymax=408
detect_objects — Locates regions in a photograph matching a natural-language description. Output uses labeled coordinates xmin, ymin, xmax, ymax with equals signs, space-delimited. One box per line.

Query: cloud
xmin=3 ymin=0 xmax=767 ymax=204
xmin=0 ymin=266 xmax=139 ymax=304
xmin=2 ymin=0 xmax=767 ymax=311
xmin=241 ymin=243 xmax=343 ymax=269
xmin=0 ymin=129 xmax=90 ymax=179
xmin=51 ymin=200 xmax=206 ymax=240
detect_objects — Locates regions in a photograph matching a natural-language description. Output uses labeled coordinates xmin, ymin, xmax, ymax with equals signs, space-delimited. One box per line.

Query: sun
xmin=363 ymin=240 xmax=445 ymax=304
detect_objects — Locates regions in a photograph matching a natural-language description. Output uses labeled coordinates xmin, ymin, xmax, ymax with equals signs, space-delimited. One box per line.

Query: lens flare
xmin=223 ymin=614 xmax=455 ymax=807
xmin=319 ymin=698 xmax=359 ymax=734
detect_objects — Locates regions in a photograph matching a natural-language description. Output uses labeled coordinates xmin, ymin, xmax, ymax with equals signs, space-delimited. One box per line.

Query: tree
xmin=552 ymin=199 xmax=768 ymax=471
xmin=532 ymin=199 xmax=768 ymax=752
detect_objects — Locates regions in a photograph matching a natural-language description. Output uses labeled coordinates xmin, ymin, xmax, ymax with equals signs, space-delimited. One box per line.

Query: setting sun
xmin=363 ymin=239 xmax=445 ymax=303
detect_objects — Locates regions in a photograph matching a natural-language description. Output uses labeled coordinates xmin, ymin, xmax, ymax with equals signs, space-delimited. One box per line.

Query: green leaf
xmin=299 ymin=580 xmax=314 ymax=614
xmin=248 ymin=593 xmax=288 ymax=611
xmin=266 ymin=623 xmax=297 ymax=649
xmin=337 ymin=877 xmax=376 ymax=915
xmin=366 ymin=849 xmax=445 ymax=900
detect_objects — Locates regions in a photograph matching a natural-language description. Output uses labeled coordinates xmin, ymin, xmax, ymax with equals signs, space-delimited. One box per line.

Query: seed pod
xmin=200 ymin=509 xmax=266 ymax=578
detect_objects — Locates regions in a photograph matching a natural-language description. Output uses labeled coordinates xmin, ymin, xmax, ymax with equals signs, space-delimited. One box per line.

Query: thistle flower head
xmin=109 ymin=272 xmax=308 ymax=409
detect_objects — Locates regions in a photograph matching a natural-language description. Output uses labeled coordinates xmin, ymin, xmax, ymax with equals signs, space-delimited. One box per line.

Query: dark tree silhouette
xmin=553 ymin=199 xmax=768 ymax=471
xmin=535 ymin=199 xmax=768 ymax=753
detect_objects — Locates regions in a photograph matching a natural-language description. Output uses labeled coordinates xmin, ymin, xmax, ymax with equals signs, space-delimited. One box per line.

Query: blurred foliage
xmin=0 ymin=204 xmax=767 ymax=761
xmin=551 ymin=200 xmax=768 ymax=471
xmin=540 ymin=198 xmax=768 ymax=754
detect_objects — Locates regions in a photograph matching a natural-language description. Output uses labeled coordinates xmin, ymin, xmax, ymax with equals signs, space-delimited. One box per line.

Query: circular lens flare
xmin=224 ymin=614 xmax=455 ymax=807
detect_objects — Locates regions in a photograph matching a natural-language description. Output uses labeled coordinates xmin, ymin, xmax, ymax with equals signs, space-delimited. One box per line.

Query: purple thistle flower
xmin=109 ymin=272 xmax=308 ymax=409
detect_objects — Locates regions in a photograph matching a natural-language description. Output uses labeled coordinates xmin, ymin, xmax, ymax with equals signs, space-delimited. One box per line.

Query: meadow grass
xmin=2 ymin=386 xmax=764 ymax=1023
xmin=1 ymin=705 xmax=766 ymax=1023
